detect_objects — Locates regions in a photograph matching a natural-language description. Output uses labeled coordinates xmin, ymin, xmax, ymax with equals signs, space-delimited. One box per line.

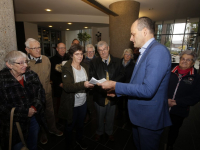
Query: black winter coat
xmin=0 ymin=68 xmax=46 ymax=149
xmin=50 ymin=53 xmax=69 ymax=97
xmin=121 ymin=58 xmax=135 ymax=83
xmin=89 ymin=55 xmax=125 ymax=106
xmin=58 ymin=60 xmax=89 ymax=124
xmin=168 ymin=66 xmax=200 ymax=118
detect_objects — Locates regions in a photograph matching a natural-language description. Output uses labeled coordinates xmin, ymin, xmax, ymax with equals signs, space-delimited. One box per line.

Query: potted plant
xmin=77 ymin=32 xmax=91 ymax=51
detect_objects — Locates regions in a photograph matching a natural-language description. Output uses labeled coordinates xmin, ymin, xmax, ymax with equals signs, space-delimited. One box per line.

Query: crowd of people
xmin=0 ymin=17 xmax=200 ymax=150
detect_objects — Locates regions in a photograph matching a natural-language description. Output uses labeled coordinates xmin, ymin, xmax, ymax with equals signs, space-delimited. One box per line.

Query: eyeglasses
xmin=98 ymin=47 xmax=108 ymax=53
xmin=124 ymin=54 xmax=132 ymax=56
xmin=58 ymin=47 xmax=66 ymax=50
xmin=180 ymin=57 xmax=193 ymax=62
xmin=13 ymin=60 xmax=29 ymax=65
xmin=87 ymin=51 xmax=94 ymax=54
xmin=74 ymin=53 xmax=83 ymax=56
xmin=28 ymin=47 xmax=41 ymax=50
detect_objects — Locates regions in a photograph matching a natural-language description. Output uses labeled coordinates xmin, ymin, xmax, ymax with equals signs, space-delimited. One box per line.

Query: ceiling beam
xmin=82 ymin=0 xmax=119 ymax=16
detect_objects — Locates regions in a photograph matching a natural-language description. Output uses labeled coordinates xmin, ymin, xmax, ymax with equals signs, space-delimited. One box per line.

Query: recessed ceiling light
xmin=45 ymin=9 xmax=52 ymax=12
xmin=84 ymin=27 xmax=88 ymax=28
xmin=66 ymin=29 xmax=70 ymax=30
xmin=68 ymin=23 xmax=72 ymax=25
xmin=49 ymin=25 xmax=53 ymax=27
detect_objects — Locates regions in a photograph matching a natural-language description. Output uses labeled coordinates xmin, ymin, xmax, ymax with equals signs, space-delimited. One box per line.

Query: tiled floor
xmin=38 ymin=101 xmax=200 ymax=150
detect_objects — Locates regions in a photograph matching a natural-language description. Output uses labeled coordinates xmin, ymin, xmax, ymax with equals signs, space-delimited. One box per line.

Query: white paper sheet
xmin=89 ymin=77 xmax=107 ymax=84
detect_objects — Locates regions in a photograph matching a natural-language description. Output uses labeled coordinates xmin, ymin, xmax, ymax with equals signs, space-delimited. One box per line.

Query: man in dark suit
xmin=90 ymin=41 xmax=124 ymax=142
xmin=99 ymin=17 xmax=172 ymax=150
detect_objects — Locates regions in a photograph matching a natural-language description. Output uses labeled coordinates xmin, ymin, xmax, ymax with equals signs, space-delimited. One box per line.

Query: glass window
xmin=171 ymin=35 xmax=184 ymax=53
xmin=38 ymin=27 xmax=42 ymax=42
xmin=183 ymin=34 xmax=197 ymax=50
xmin=38 ymin=27 xmax=61 ymax=57
xmin=155 ymin=22 xmax=163 ymax=35
xmin=173 ymin=23 xmax=186 ymax=34
xmin=162 ymin=23 xmax=174 ymax=34
xmin=160 ymin=35 xmax=172 ymax=49
xmin=185 ymin=22 xmax=198 ymax=33
xmin=43 ymin=30 xmax=49 ymax=42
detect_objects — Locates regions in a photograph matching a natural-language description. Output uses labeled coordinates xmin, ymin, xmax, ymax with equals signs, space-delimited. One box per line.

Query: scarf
xmin=177 ymin=65 xmax=192 ymax=78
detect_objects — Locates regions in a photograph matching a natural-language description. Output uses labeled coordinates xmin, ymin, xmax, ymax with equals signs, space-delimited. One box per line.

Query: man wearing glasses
xmin=50 ymin=43 xmax=69 ymax=120
xmin=25 ymin=38 xmax=63 ymax=145
xmin=82 ymin=44 xmax=96 ymax=123
xmin=83 ymin=44 xmax=96 ymax=66
xmin=89 ymin=41 xmax=124 ymax=142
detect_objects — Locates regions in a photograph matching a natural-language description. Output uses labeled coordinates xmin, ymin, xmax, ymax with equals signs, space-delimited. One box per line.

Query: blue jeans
xmin=65 ymin=102 xmax=87 ymax=148
xmin=13 ymin=116 xmax=40 ymax=150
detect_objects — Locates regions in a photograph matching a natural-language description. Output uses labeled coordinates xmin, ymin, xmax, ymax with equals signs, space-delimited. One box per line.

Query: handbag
xmin=9 ymin=108 xmax=29 ymax=150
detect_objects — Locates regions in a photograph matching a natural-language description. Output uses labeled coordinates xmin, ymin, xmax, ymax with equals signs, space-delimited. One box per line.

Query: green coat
xmin=58 ymin=59 xmax=89 ymax=124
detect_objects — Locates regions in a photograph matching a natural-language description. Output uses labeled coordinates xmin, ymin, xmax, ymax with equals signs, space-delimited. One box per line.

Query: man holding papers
xmin=89 ymin=41 xmax=124 ymax=142
xmin=98 ymin=17 xmax=172 ymax=150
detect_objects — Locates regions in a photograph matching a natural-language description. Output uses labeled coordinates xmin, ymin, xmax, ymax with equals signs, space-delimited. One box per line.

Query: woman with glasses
xmin=0 ymin=50 xmax=46 ymax=150
xmin=116 ymin=48 xmax=135 ymax=120
xmin=58 ymin=44 xmax=94 ymax=150
xmin=167 ymin=50 xmax=200 ymax=150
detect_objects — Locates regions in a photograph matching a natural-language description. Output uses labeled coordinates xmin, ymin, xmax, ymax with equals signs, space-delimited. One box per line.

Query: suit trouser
xmin=40 ymin=95 xmax=58 ymax=139
xmin=44 ymin=95 xmax=57 ymax=132
xmin=167 ymin=114 xmax=184 ymax=146
xmin=132 ymin=125 xmax=163 ymax=150
xmin=95 ymin=102 xmax=116 ymax=135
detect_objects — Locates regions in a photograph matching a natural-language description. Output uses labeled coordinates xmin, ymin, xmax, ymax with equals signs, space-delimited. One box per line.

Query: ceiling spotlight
xmin=49 ymin=25 xmax=53 ymax=27
xmin=84 ymin=27 xmax=88 ymax=28
xmin=68 ymin=23 xmax=72 ymax=25
xmin=45 ymin=9 xmax=52 ymax=12
xmin=66 ymin=29 xmax=70 ymax=30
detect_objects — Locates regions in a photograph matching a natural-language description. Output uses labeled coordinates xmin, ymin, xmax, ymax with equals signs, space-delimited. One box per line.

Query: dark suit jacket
xmin=115 ymin=40 xmax=172 ymax=130
xmin=90 ymin=55 xmax=124 ymax=106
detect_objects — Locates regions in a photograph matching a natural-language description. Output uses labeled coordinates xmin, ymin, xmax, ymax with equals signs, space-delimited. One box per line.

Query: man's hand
xmin=97 ymin=80 xmax=116 ymax=90
xmin=107 ymin=89 xmax=116 ymax=97
xmin=168 ymin=99 xmax=177 ymax=107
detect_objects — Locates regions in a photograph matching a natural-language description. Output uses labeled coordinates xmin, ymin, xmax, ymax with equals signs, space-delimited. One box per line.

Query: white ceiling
xmin=13 ymin=0 xmax=200 ymax=31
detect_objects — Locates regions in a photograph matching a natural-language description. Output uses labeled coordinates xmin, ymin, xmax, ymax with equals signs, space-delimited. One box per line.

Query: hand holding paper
xmin=97 ymin=80 xmax=116 ymax=90
xmin=89 ymin=77 xmax=107 ymax=84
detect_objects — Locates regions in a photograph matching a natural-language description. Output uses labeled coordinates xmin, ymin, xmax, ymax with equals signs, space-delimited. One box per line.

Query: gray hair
xmin=85 ymin=44 xmax=95 ymax=52
xmin=4 ymin=50 xmax=28 ymax=67
xmin=25 ymin=38 xmax=40 ymax=48
xmin=122 ymin=48 xmax=133 ymax=59
xmin=179 ymin=50 xmax=197 ymax=62
xmin=97 ymin=41 xmax=108 ymax=49
xmin=136 ymin=17 xmax=155 ymax=34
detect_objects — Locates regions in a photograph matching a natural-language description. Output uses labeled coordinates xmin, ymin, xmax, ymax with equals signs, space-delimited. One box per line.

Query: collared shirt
xmin=102 ymin=54 xmax=110 ymax=65
xmin=136 ymin=38 xmax=155 ymax=65
xmin=29 ymin=54 xmax=42 ymax=64
xmin=29 ymin=55 xmax=42 ymax=61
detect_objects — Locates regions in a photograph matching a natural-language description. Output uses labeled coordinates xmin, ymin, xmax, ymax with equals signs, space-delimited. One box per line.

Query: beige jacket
xmin=28 ymin=55 xmax=52 ymax=101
